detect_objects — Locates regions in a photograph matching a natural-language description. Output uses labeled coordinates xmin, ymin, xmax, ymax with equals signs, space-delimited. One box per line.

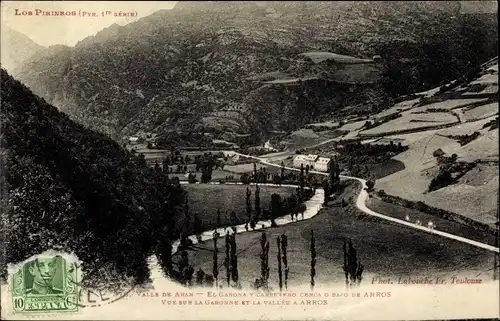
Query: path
xmin=228 ymin=151 xmax=499 ymax=253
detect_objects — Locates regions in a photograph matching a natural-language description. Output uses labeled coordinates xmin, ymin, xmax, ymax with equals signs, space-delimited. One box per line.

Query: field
xmin=223 ymin=163 xmax=280 ymax=175
xmin=170 ymin=170 xmax=235 ymax=181
xmin=365 ymin=197 xmax=497 ymax=246
xmin=338 ymin=120 xmax=366 ymax=131
xmin=181 ymin=184 xmax=296 ymax=233
xmin=177 ymin=181 xmax=497 ymax=289
xmin=376 ymin=133 xmax=460 ymax=202
xmin=282 ymin=128 xmax=333 ymax=150
xmin=361 ymin=112 xmax=457 ymax=136
xmin=437 ymin=116 xmax=497 ymax=136
xmin=304 ymin=120 xmax=340 ymax=129
xmin=375 ymin=98 xmax=421 ymax=118
xmin=417 ymin=98 xmax=489 ymax=111
xmin=454 ymin=128 xmax=498 ymax=162
xmin=463 ymin=102 xmax=499 ymax=121
xmin=376 ymin=125 xmax=498 ymax=224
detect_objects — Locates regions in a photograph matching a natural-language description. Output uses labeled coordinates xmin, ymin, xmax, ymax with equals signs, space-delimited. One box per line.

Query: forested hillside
xmin=0 ymin=69 xmax=184 ymax=284
xmin=12 ymin=1 xmax=498 ymax=145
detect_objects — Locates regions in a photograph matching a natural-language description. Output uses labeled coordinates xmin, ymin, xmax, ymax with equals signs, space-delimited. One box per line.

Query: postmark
xmin=74 ymin=263 xmax=135 ymax=308
xmin=11 ymin=255 xmax=79 ymax=313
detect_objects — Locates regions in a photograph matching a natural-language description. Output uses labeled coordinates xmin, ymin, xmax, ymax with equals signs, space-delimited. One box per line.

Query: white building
xmin=128 ymin=136 xmax=139 ymax=144
xmin=263 ymin=140 xmax=277 ymax=152
xmin=293 ymin=154 xmax=319 ymax=169
xmin=314 ymin=157 xmax=332 ymax=172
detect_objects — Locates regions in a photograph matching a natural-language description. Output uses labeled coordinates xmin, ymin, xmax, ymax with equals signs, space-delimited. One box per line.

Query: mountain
xmin=12 ymin=1 xmax=498 ymax=146
xmin=0 ymin=69 xmax=185 ymax=283
xmin=0 ymin=26 xmax=45 ymax=74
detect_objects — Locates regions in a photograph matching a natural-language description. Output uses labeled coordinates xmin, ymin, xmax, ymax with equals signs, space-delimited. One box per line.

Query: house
xmin=293 ymin=154 xmax=319 ymax=169
xmin=263 ymin=140 xmax=277 ymax=152
xmin=128 ymin=136 xmax=139 ymax=144
xmin=314 ymin=157 xmax=332 ymax=172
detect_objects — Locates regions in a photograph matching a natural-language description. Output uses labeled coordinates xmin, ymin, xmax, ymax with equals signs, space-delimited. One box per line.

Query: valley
xmin=1 ymin=1 xmax=498 ymax=311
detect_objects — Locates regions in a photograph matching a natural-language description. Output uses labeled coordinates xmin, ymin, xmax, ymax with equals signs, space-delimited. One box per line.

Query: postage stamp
xmin=10 ymin=255 xmax=80 ymax=313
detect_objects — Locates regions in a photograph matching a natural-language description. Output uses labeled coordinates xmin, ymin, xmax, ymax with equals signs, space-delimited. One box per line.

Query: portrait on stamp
xmin=11 ymin=255 xmax=79 ymax=313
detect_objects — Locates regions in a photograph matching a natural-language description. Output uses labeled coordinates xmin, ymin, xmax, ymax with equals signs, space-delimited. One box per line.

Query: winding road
xmin=228 ymin=151 xmax=499 ymax=253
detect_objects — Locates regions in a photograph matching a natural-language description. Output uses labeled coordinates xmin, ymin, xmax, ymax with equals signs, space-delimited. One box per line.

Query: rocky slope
xmin=0 ymin=25 xmax=45 ymax=74
xmin=12 ymin=1 xmax=498 ymax=145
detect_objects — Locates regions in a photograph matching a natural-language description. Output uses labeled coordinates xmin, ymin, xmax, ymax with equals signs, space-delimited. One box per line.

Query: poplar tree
xmin=212 ymin=231 xmax=219 ymax=287
xmin=277 ymin=236 xmax=283 ymax=292
xmin=260 ymin=232 xmax=270 ymax=290
xmin=230 ymin=234 xmax=239 ymax=287
xmin=225 ymin=233 xmax=231 ymax=287
xmin=281 ymin=233 xmax=289 ymax=290
xmin=245 ymin=187 xmax=252 ymax=222
xmin=254 ymin=184 xmax=261 ymax=221
xmin=310 ymin=230 xmax=316 ymax=291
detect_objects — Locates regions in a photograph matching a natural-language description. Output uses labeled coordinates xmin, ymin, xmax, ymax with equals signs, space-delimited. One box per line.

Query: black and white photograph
xmin=0 ymin=1 xmax=499 ymax=320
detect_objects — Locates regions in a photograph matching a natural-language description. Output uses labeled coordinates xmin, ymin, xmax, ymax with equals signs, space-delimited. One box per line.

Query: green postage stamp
xmin=11 ymin=255 xmax=80 ymax=313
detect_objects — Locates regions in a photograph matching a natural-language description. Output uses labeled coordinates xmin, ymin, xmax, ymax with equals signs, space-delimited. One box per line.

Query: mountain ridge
xmin=11 ymin=1 xmax=498 ymax=146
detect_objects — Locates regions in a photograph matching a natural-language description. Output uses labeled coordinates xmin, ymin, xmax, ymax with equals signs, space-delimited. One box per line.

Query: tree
xmin=212 ymin=231 xmax=219 ymax=287
xmin=230 ymin=234 xmax=239 ymax=287
xmin=240 ymin=173 xmax=251 ymax=184
xmin=188 ymin=173 xmax=197 ymax=184
xmin=230 ymin=211 xmax=237 ymax=227
xmin=216 ymin=208 xmax=221 ymax=226
xmin=254 ymin=184 xmax=261 ymax=221
xmin=297 ymin=203 xmax=307 ymax=220
xmin=270 ymin=193 xmax=281 ymax=227
xmin=253 ymin=162 xmax=258 ymax=183
xmin=366 ymin=180 xmax=375 ymax=191
xmin=259 ymin=232 xmax=270 ymax=290
xmin=183 ymin=193 xmax=190 ymax=241
xmin=342 ymin=239 xmax=364 ymax=289
xmin=196 ymin=268 xmax=206 ymax=286
xmin=277 ymin=236 xmax=283 ymax=292
xmin=224 ymin=233 xmax=231 ymax=287
xmin=178 ymin=251 xmax=194 ymax=286
xmin=281 ymin=234 xmax=289 ymax=290
xmin=310 ymin=230 xmax=316 ymax=291
xmin=300 ymin=163 xmax=305 ymax=187
xmin=329 ymin=157 xmax=340 ymax=192
xmin=322 ymin=179 xmax=330 ymax=206
xmin=245 ymin=187 xmax=252 ymax=222
xmin=280 ymin=161 xmax=285 ymax=181
xmin=201 ymin=154 xmax=214 ymax=183
xmin=194 ymin=213 xmax=203 ymax=235
xmin=289 ymin=193 xmax=298 ymax=220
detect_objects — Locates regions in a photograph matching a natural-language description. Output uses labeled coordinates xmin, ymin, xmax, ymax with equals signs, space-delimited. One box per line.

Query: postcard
xmin=1 ymin=1 xmax=499 ymax=320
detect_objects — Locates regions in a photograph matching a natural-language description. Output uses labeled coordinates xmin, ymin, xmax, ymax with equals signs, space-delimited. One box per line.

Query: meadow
xmin=181 ymin=184 xmax=297 ymax=234
xmin=179 ymin=181 xmax=497 ymax=289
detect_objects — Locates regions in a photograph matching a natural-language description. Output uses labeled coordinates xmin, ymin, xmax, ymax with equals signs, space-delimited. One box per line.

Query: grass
xmin=376 ymin=133 xmax=459 ymax=201
xmin=375 ymin=98 xmax=421 ymax=118
xmin=170 ymin=170 xmax=235 ymax=181
xmin=223 ymin=163 xmax=279 ymax=174
xmin=418 ymin=98 xmax=489 ymax=111
xmin=455 ymin=128 xmax=498 ymax=162
xmin=361 ymin=112 xmax=457 ymax=136
xmin=437 ymin=116 xmax=497 ymax=136
xmin=178 ymin=181 xmax=497 ymax=289
xmin=365 ymin=197 xmax=497 ymax=246
xmin=181 ymin=184 xmax=296 ymax=234
xmin=463 ymin=102 xmax=499 ymax=121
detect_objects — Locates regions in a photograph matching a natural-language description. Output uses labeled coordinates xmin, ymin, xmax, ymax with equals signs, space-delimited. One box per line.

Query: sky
xmin=1 ymin=1 xmax=178 ymax=47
